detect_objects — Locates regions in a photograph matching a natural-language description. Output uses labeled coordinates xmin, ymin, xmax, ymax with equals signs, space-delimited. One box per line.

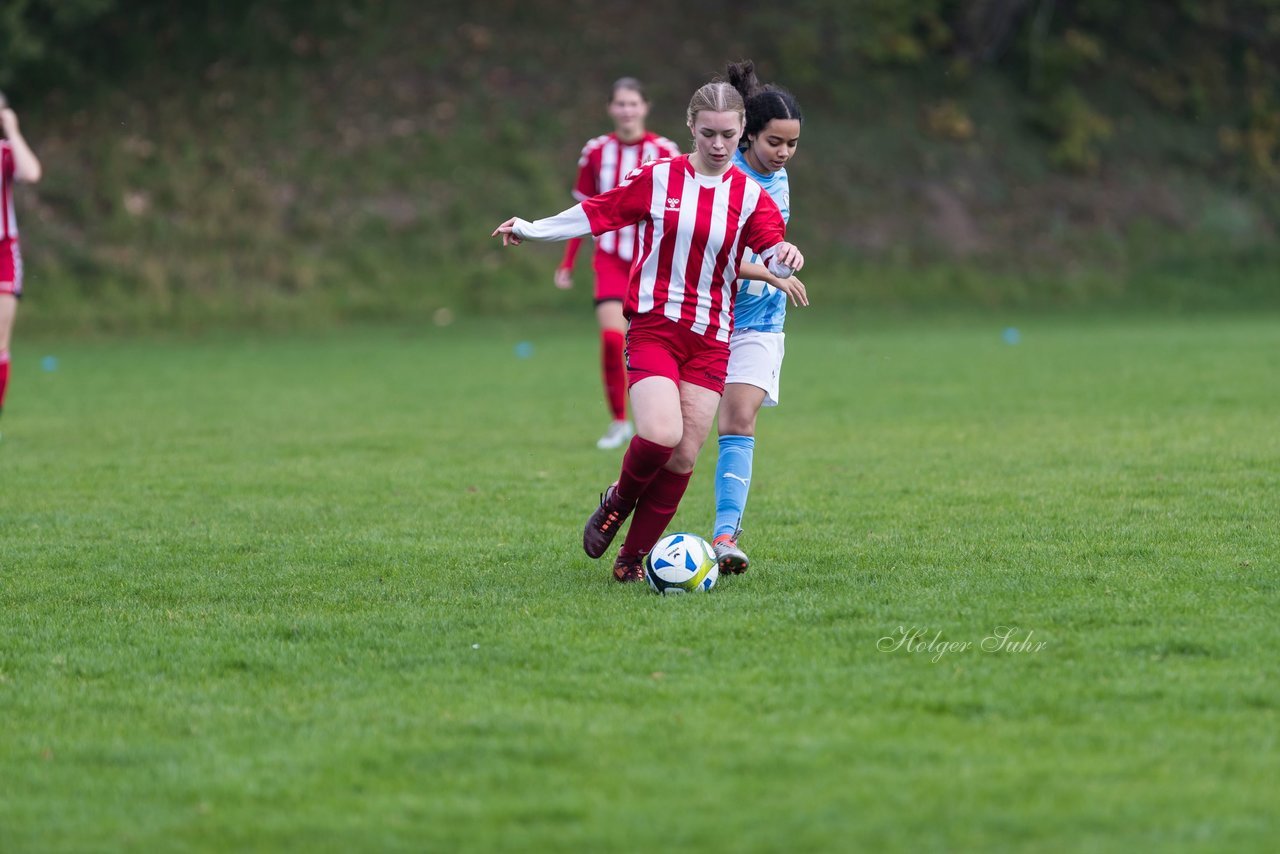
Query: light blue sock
xmin=714 ymin=434 xmax=755 ymax=540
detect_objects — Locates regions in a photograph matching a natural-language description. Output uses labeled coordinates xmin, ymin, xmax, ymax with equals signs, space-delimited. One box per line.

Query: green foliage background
xmin=2 ymin=0 xmax=1277 ymax=331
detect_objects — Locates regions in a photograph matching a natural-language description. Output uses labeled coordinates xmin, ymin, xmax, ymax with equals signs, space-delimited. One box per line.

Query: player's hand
xmin=553 ymin=267 xmax=573 ymax=289
xmin=491 ymin=218 xmax=523 ymax=247
xmin=773 ymin=274 xmax=808 ymax=307
xmin=774 ymin=242 xmax=804 ymax=273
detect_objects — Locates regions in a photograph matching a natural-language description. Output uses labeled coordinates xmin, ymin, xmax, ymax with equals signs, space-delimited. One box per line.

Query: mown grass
xmin=1 ymin=310 xmax=1277 ymax=852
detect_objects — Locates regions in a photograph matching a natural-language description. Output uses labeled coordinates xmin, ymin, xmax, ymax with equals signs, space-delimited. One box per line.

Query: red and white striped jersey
xmin=581 ymin=155 xmax=788 ymax=342
xmin=573 ymin=131 xmax=681 ymax=262
xmin=1 ymin=142 xmax=17 ymax=241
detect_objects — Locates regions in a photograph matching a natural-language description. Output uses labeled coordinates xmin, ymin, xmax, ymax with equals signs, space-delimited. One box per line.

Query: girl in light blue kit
xmin=712 ymin=60 xmax=807 ymax=575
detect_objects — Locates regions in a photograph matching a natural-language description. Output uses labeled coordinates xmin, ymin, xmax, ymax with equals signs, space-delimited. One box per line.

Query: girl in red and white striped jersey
xmin=492 ymin=80 xmax=804 ymax=583
xmin=555 ymin=78 xmax=681 ymax=451
xmin=0 ymin=91 xmax=44 ymax=427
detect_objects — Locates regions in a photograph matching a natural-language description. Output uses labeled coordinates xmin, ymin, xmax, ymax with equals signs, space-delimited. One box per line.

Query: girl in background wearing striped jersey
xmin=555 ymin=78 xmax=681 ymax=450
xmin=0 ymin=91 xmax=44 ymax=433
xmin=710 ymin=61 xmax=806 ymax=576
xmin=493 ymin=81 xmax=806 ymax=583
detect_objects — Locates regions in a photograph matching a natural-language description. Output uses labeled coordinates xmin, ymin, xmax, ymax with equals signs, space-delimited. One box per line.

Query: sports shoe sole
xmin=715 ymin=544 xmax=750 ymax=575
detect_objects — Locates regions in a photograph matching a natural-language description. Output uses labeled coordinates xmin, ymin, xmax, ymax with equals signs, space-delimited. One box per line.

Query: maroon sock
xmin=615 ymin=436 xmax=674 ymax=506
xmin=0 ymin=350 xmax=9 ymax=411
xmin=601 ymin=329 xmax=627 ymax=420
xmin=620 ymin=467 xmax=693 ymax=559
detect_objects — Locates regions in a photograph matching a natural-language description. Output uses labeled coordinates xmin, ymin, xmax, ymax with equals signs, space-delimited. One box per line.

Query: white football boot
xmin=596 ymin=419 xmax=634 ymax=450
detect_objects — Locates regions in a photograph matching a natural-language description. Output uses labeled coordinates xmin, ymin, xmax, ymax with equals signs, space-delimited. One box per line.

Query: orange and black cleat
xmin=583 ymin=483 xmax=633 ymax=559
xmin=612 ymin=552 xmax=645 ymax=583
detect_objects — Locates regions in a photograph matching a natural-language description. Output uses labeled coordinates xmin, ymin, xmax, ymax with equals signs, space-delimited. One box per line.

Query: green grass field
xmin=1 ymin=311 xmax=1277 ymax=852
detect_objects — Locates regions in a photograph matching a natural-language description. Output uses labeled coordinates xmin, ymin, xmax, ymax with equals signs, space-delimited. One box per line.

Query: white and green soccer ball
xmin=644 ymin=533 xmax=719 ymax=595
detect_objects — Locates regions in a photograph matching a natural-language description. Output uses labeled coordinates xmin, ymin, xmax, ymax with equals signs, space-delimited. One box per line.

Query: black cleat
xmin=583 ymin=483 xmax=633 ymax=559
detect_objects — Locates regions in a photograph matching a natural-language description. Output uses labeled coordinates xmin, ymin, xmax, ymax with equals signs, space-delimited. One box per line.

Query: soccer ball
xmin=644 ymin=533 xmax=719 ymax=595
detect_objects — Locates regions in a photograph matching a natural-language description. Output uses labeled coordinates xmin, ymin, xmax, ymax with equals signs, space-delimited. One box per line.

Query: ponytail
xmin=724 ymin=59 xmax=803 ymax=145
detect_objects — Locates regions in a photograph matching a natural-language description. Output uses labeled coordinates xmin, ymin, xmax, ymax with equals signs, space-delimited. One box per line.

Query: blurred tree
xmin=0 ymin=0 xmax=117 ymax=89
xmin=0 ymin=0 xmax=355 ymax=93
xmin=2 ymin=0 xmax=1277 ymax=178
xmin=953 ymin=0 xmax=1035 ymax=62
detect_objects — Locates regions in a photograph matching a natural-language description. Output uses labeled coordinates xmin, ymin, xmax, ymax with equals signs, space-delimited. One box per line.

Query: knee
xmin=638 ymin=423 xmax=682 ymax=448
xmin=666 ymin=449 xmax=697 ymax=474
xmin=719 ymin=412 xmax=757 ymax=436
xmin=718 ymin=403 xmax=758 ymax=436
xmin=666 ymin=435 xmax=709 ymax=472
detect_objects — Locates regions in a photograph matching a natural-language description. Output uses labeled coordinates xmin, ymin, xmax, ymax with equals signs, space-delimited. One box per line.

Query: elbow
xmin=19 ymin=165 xmax=41 ymax=184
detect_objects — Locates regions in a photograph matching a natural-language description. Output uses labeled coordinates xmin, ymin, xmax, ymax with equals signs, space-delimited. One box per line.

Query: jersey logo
xmin=741 ymin=279 xmax=776 ymax=297
xmin=666 ymin=197 xmax=681 ymax=210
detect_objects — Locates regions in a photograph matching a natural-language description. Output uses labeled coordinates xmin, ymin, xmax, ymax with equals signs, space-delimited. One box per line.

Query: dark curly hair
xmin=725 ymin=60 xmax=803 ymax=148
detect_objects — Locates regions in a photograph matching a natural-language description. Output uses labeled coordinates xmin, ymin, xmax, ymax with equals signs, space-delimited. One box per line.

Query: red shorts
xmin=0 ymin=240 xmax=21 ymax=298
xmin=592 ymin=250 xmax=630 ymax=304
xmin=625 ymin=312 xmax=729 ymax=394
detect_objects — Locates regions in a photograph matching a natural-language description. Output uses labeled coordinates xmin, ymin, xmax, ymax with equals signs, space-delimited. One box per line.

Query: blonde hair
xmin=686 ymin=81 xmax=744 ymax=127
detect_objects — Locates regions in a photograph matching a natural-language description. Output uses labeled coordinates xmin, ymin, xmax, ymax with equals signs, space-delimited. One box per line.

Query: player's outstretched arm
xmin=739 ymin=261 xmax=809 ymax=307
xmin=772 ymin=274 xmax=807 ymax=307
xmin=0 ymin=95 xmax=43 ymax=183
xmin=492 ymin=205 xmax=592 ymax=249
xmin=492 ymin=218 xmax=524 ymax=246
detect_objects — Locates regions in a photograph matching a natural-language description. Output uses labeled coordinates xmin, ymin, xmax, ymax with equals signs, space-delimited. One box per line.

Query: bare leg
xmin=0 ymin=294 xmax=16 ymax=418
xmin=0 ymin=293 xmax=16 ymax=353
xmin=628 ymin=375 xmax=683 ymax=447
xmin=667 ymin=381 xmax=723 ymax=473
xmin=618 ymin=380 xmax=722 ymax=560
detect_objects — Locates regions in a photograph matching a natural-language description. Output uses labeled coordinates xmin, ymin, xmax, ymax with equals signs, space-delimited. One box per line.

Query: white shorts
xmin=725 ymin=329 xmax=785 ymax=407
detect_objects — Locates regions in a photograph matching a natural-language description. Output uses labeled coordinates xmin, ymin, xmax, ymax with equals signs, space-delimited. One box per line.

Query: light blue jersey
xmin=732 ymin=148 xmax=791 ymax=333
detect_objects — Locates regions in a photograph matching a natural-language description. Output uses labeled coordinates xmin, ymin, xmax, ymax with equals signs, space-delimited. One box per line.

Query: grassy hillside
xmin=9 ymin=1 xmax=1279 ymax=333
